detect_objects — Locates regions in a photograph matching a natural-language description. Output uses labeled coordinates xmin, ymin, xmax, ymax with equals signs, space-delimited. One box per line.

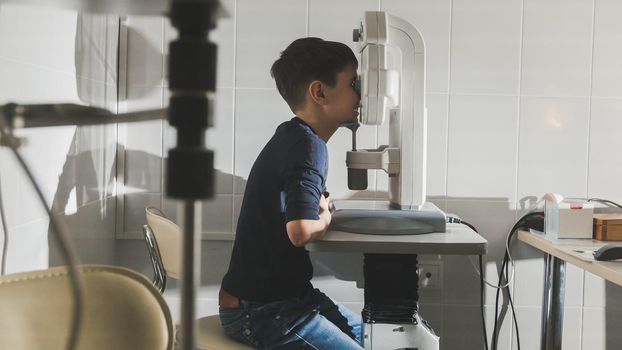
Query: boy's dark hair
xmin=270 ymin=37 xmax=357 ymax=112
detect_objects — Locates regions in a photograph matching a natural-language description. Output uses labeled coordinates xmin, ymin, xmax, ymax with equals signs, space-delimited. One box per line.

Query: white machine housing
xmin=349 ymin=12 xmax=441 ymax=350
xmin=364 ymin=315 xmax=440 ymax=350
xmin=349 ymin=11 xmax=428 ymax=210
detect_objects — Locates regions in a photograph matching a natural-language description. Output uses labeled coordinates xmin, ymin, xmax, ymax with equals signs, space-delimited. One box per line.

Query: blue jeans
xmin=219 ymin=288 xmax=364 ymax=349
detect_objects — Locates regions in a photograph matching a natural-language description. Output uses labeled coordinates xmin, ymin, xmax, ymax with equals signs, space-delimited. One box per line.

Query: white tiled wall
xmin=23 ymin=0 xmax=618 ymax=349
xmin=0 ymin=4 xmax=118 ymax=273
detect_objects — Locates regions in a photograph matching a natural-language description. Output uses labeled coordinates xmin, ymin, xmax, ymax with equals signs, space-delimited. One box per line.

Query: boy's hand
xmin=319 ymin=192 xmax=332 ymax=228
xmin=319 ymin=192 xmax=330 ymax=213
xmin=321 ymin=192 xmax=335 ymax=214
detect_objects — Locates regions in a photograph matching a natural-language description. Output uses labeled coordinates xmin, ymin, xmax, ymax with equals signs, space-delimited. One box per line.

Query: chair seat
xmin=196 ymin=315 xmax=253 ymax=350
xmin=0 ymin=265 xmax=174 ymax=350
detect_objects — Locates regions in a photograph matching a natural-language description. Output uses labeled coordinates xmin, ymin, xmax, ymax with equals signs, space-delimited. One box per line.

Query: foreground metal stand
xmin=541 ymin=254 xmax=566 ymax=350
xmin=167 ymin=1 xmax=220 ymax=349
xmin=178 ymin=201 xmax=203 ymax=350
xmin=0 ymin=1 xmax=221 ymax=349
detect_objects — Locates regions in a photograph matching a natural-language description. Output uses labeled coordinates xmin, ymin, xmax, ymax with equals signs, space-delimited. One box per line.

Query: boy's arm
xmin=286 ymin=193 xmax=331 ymax=247
xmin=282 ymin=136 xmax=329 ymax=247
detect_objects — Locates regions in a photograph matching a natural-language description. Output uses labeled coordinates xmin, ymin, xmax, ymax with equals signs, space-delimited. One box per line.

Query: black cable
xmin=588 ymin=198 xmax=622 ymax=208
xmin=451 ymin=214 xmax=541 ymax=350
xmin=450 ymin=218 xmax=489 ymax=349
xmin=491 ymin=211 xmax=543 ymax=350
xmin=479 ymin=254 xmax=489 ymax=350
xmin=0 ymin=166 xmax=8 ymax=276
xmin=492 ymin=255 xmax=504 ymax=350
xmin=506 ymin=257 xmax=520 ymax=349
xmin=448 ymin=214 xmax=504 ymax=349
xmin=10 ymin=148 xmax=82 ymax=350
xmin=461 ymin=220 xmax=478 ymax=233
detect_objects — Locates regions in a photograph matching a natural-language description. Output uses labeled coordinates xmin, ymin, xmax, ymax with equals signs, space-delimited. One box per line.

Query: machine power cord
xmin=449 ymin=214 xmax=545 ymax=350
xmin=9 ymin=148 xmax=83 ymax=350
xmin=448 ymin=217 xmax=488 ymax=350
xmin=588 ymin=198 xmax=622 ymax=208
xmin=0 ymin=167 xmax=8 ymax=276
xmin=478 ymin=254 xmax=489 ymax=350
xmin=491 ymin=211 xmax=544 ymax=350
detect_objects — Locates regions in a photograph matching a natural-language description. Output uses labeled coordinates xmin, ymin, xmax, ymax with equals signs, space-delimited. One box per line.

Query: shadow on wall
xmin=47 ymin=126 xmax=117 ymax=267
xmin=46 ymin=12 xmax=120 ymax=267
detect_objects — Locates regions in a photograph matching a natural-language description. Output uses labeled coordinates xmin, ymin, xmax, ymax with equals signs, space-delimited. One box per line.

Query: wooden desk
xmin=517 ymin=230 xmax=622 ymax=350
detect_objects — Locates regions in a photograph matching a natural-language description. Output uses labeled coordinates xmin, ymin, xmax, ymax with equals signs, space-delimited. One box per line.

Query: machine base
xmin=330 ymin=200 xmax=446 ymax=235
xmin=363 ymin=314 xmax=440 ymax=350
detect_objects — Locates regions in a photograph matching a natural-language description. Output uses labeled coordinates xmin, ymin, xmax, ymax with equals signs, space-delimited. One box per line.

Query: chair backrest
xmin=0 ymin=265 xmax=174 ymax=350
xmin=145 ymin=206 xmax=182 ymax=280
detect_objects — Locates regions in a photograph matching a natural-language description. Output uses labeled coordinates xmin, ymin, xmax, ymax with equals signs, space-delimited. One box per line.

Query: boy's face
xmin=323 ymin=64 xmax=361 ymax=125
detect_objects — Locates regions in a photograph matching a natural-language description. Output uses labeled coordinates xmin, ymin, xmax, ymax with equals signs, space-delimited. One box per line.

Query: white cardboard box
xmin=545 ymin=201 xmax=594 ymax=239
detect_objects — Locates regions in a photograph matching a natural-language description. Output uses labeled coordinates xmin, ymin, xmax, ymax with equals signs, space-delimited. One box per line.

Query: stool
xmin=196 ymin=315 xmax=253 ymax=350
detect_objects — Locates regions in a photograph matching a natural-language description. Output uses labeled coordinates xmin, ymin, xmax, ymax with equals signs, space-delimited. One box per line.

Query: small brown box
xmin=593 ymin=214 xmax=622 ymax=241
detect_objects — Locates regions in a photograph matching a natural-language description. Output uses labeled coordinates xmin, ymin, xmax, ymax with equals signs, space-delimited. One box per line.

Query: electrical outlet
xmin=418 ymin=262 xmax=442 ymax=289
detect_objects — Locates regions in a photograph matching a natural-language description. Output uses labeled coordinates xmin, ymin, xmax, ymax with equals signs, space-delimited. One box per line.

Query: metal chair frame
xmin=142 ymin=224 xmax=167 ymax=293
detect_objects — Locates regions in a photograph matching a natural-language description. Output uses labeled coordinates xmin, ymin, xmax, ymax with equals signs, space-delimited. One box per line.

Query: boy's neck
xmin=295 ymin=111 xmax=338 ymax=142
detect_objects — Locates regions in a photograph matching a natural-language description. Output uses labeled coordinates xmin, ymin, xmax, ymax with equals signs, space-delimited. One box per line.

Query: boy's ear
xmin=308 ymin=80 xmax=328 ymax=106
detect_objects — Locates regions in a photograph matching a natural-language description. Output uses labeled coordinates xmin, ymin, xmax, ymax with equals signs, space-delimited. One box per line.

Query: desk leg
xmin=541 ymin=253 xmax=566 ymax=350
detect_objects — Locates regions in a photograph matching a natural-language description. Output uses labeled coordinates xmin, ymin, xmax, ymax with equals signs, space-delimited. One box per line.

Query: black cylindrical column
xmin=167 ymin=2 xmax=220 ymax=350
xmin=167 ymin=0 xmax=218 ymax=200
xmin=362 ymin=253 xmax=420 ymax=324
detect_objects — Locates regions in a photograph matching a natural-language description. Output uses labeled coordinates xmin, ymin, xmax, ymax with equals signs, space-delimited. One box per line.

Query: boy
xmin=218 ymin=37 xmax=363 ymax=349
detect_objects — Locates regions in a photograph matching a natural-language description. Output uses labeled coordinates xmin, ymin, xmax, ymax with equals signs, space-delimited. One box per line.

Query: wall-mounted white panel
xmin=591 ymin=0 xmax=622 ymax=98
xmin=520 ymin=0 xmax=593 ymax=97
xmin=382 ymin=0 xmax=451 ymax=94
xmin=583 ymin=271 xmax=622 ymax=308
xmin=0 ymin=4 xmax=77 ymax=76
xmin=441 ymin=305 xmax=510 ymax=350
xmin=447 ymin=95 xmax=518 ymax=200
xmin=124 ymin=16 xmax=165 ymax=88
xmin=450 ymin=0 xmax=522 ymax=95
xmin=233 ymin=88 xmax=293 ymax=194
xmin=517 ymin=97 xmax=589 ymax=200
xmin=3 ymin=218 xmax=49 ymax=274
xmin=235 ymin=0 xmax=306 ymax=88
xmin=445 ymin=199 xmax=515 ymax=305
xmin=588 ymin=98 xmax=622 ymax=203
xmin=309 ymin=0 xmax=379 ymax=55
xmin=512 ymin=306 xmax=582 ymax=350
xmin=582 ymin=307 xmax=622 ymax=350
xmin=121 ymin=192 xmax=162 ymax=236
xmin=0 ymin=58 xmax=81 ymax=104
xmin=425 ymin=93 xmax=448 ymax=197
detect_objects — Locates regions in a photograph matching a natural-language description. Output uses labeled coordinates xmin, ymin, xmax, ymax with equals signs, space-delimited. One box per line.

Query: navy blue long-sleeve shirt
xmin=221 ymin=117 xmax=328 ymax=302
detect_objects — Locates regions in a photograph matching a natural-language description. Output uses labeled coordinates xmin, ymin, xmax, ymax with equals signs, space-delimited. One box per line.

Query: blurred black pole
xmin=167 ymin=1 xmax=219 ymax=349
